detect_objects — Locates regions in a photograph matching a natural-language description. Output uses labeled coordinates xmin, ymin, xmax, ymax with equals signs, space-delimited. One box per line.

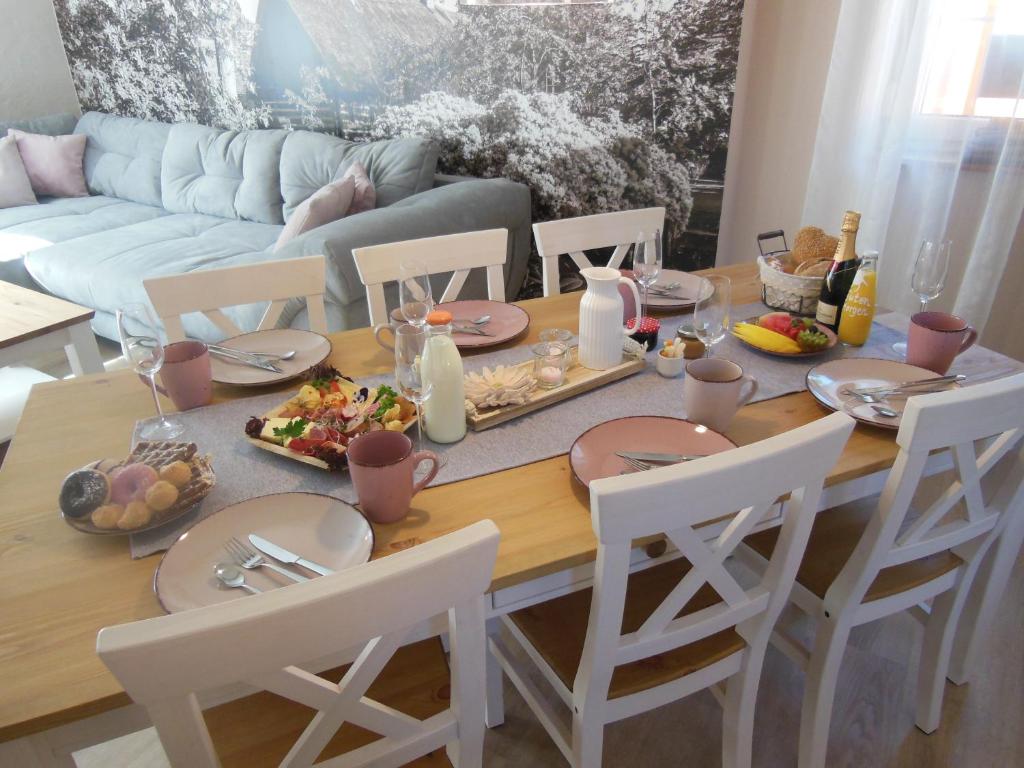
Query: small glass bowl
xmin=532 ymin=341 xmax=569 ymax=389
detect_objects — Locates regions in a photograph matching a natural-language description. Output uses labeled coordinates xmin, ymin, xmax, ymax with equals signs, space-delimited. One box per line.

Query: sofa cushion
xmin=23 ymin=213 xmax=281 ymax=323
xmin=274 ymin=176 xmax=354 ymax=252
xmin=162 ymin=124 xmax=287 ymax=225
xmin=0 ymin=113 xmax=78 ymax=137
xmin=280 ymin=131 xmax=437 ymax=221
xmin=74 ymin=112 xmax=170 ymax=208
xmin=0 ymin=135 xmax=37 ymax=208
xmin=8 ymin=130 xmax=89 ymax=198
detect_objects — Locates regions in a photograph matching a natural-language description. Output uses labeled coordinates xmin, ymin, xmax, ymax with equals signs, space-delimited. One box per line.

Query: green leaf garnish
xmin=373 ymin=385 xmax=398 ymax=419
xmin=272 ymin=418 xmax=308 ymax=439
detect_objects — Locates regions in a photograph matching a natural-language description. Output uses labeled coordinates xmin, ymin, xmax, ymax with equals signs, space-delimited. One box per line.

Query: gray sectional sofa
xmin=0 ymin=112 xmax=532 ymax=341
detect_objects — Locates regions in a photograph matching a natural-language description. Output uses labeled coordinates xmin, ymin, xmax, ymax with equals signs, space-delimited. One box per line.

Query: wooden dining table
xmin=0 ymin=262 xmax=934 ymax=764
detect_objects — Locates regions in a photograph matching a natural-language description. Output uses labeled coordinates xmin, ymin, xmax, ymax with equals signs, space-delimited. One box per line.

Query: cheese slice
xmin=260 ymin=417 xmax=297 ymax=445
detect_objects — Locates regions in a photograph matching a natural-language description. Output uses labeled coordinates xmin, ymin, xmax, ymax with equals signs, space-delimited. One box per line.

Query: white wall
xmin=0 ymin=0 xmax=79 ymax=120
xmin=717 ymin=0 xmax=842 ymax=266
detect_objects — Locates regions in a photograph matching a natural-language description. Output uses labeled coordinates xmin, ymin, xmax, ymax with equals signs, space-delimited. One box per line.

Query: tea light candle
xmin=539 ymin=366 xmax=563 ymax=385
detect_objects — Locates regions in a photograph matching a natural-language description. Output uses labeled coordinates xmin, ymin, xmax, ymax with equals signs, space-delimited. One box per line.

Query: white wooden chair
xmin=739 ymin=373 xmax=1024 ymax=768
xmin=143 ymin=255 xmax=328 ymax=342
xmin=352 ymin=229 xmax=508 ymax=328
xmin=532 ymin=208 xmax=665 ymax=297
xmin=97 ymin=521 xmax=500 ymax=768
xmin=488 ymin=413 xmax=855 ymax=768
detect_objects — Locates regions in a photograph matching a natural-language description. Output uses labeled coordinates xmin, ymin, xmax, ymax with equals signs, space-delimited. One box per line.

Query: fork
xmin=620 ymin=456 xmax=656 ymax=473
xmin=224 ymin=537 xmax=309 ymax=583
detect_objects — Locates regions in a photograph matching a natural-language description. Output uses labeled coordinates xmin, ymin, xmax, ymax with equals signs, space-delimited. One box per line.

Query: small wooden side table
xmin=0 ymin=281 xmax=104 ymax=376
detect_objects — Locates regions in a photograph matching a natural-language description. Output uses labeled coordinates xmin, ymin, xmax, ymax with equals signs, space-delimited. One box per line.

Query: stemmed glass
xmin=633 ymin=230 xmax=662 ymax=319
xmin=893 ymin=239 xmax=951 ymax=356
xmin=116 ymin=303 xmax=183 ymax=439
xmin=693 ymin=275 xmax=732 ymax=358
xmin=395 ymin=324 xmax=432 ymax=453
xmin=399 ymin=261 xmax=434 ymax=327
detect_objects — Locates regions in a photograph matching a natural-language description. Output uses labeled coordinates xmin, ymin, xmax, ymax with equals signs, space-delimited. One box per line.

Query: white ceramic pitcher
xmin=578 ymin=266 xmax=642 ymax=370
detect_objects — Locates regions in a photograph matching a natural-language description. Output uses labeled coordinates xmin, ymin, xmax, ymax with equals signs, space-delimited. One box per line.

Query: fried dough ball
xmin=91 ymin=504 xmax=124 ymax=529
xmin=145 ymin=480 xmax=179 ymax=512
xmin=158 ymin=460 xmax=192 ymax=488
xmin=117 ymin=501 xmax=154 ymax=530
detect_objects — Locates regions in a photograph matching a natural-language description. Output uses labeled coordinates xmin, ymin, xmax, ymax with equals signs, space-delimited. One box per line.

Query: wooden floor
xmin=69 ymin=555 xmax=1024 ymax=768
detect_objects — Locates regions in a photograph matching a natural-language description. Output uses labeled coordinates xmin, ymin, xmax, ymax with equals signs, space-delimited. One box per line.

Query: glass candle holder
xmin=539 ymin=328 xmax=573 ymax=364
xmin=532 ymin=341 xmax=568 ymax=389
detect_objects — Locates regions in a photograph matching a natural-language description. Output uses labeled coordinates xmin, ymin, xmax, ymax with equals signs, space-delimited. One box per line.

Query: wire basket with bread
xmin=757 ymin=227 xmax=838 ymax=315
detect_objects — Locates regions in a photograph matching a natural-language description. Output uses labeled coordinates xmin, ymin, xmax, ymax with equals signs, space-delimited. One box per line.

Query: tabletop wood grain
xmin=0 ymin=262 xmax=900 ymax=741
xmin=0 ymin=280 xmax=95 ymax=348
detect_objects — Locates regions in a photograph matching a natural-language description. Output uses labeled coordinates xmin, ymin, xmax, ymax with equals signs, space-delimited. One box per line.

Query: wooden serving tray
xmin=247 ymin=397 xmax=417 ymax=471
xmin=467 ymin=351 xmax=646 ymax=431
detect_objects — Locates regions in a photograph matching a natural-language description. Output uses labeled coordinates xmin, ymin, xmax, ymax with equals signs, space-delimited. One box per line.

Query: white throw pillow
xmin=0 ymin=135 xmax=37 ymax=208
xmin=274 ymin=176 xmax=356 ymax=252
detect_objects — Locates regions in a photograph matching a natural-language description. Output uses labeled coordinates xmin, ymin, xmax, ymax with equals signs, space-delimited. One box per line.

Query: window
xmin=917 ymin=0 xmax=1024 ymax=119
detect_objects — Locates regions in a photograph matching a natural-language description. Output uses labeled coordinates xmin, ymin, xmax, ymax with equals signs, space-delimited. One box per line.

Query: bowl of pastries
xmin=58 ymin=441 xmax=215 ymax=535
xmin=756 ymin=226 xmax=839 ymax=315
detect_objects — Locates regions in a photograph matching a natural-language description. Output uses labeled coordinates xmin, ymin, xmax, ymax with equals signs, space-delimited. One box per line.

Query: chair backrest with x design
xmin=144 ymin=255 xmax=328 ymax=343
xmin=97 ymin=521 xmax=500 ymax=768
xmin=824 ymin=373 xmax=1024 ymax=615
xmin=352 ymin=229 xmax=508 ymax=327
xmin=578 ymin=413 xmax=854 ymax=713
xmin=532 ymin=208 xmax=665 ymax=297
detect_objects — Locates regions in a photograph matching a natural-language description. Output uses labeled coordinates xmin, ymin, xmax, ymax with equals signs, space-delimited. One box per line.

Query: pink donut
xmin=110 ymin=463 xmax=159 ymax=506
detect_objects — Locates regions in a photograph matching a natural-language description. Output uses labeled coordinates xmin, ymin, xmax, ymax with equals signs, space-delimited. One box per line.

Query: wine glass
xmin=693 ymin=275 xmax=732 ymax=357
xmin=633 ymin=230 xmax=662 ymax=319
xmin=395 ymin=324 xmax=432 ymax=453
xmin=893 ymin=239 xmax=951 ymax=356
xmin=116 ymin=303 xmax=183 ymax=440
xmin=399 ymin=261 xmax=434 ymax=327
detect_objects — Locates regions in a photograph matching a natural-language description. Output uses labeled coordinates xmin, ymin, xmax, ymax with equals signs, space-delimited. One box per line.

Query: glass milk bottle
xmin=838 ymin=251 xmax=878 ymax=346
xmin=420 ymin=311 xmax=467 ymax=443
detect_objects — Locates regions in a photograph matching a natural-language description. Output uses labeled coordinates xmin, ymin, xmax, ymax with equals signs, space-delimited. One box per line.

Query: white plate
xmin=642 ymin=269 xmax=705 ymax=310
xmin=805 ymin=357 xmax=958 ymax=429
xmin=211 ymin=329 xmax=331 ymax=386
xmin=154 ymin=492 xmax=374 ymax=613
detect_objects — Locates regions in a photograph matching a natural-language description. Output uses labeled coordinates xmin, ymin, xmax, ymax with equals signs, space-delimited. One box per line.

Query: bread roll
xmin=791 ymin=227 xmax=838 ymax=265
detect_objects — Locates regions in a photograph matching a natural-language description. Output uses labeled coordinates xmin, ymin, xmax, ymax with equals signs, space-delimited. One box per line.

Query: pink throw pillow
xmin=7 ymin=129 xmax=88 ymax=198
xmin=0 ymin=135 xmax=37 ymax=208
xmin=274 ymin=176 xmax=355 ymax=252
xmin=335 ymin=161 xmax=376 ymax=215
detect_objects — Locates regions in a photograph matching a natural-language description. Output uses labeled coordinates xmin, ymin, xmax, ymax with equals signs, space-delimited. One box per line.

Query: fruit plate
xmin=732 ymin=312 xmax=838 ymax=358
xmin=60 ymin=442 xmax=215 ymax=536
xmin=244 ymin=368 xmax=417 ymax=471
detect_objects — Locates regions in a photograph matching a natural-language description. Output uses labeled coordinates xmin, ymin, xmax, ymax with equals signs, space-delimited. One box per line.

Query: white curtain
xmin=802 ymin=0 xmax=1024 ymax=356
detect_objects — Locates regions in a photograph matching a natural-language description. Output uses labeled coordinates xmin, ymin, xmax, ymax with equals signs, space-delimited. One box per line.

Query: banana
xmin=732 ymin=322 xmax=802 ymax=354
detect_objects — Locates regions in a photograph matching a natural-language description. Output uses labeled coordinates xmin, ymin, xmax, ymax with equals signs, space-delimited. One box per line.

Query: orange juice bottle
xmin=838 ymin=251 xmax=878 ymax=346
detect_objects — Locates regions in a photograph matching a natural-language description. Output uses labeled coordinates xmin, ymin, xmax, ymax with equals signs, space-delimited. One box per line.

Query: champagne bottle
xmin=815 ymin=210 xmax=861 ymax=331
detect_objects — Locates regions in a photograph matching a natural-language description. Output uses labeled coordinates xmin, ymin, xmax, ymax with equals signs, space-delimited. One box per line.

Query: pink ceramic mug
xmin=142 ymin=340 xmax=212 ymax=410
xmin=684 ymin=358 xmax=758 ymax=432
xmin=347 ymin=430 xmax=440 ymax=524
xmin=906 ymin=311 xmax=977 ymax=374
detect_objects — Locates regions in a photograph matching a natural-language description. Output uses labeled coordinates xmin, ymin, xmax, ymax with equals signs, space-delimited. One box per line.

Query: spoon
xmin=214 ymin=562 xmax=262 ymax=594
xmin=472 ymin=315 xmax=491 ymax=325
xmin=871 ymin=404 xmax=899 ymax=419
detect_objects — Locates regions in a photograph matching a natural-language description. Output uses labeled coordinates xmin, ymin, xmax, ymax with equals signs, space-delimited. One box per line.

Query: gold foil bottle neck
xmin=841 ymin=210 xmax=861 ymax=233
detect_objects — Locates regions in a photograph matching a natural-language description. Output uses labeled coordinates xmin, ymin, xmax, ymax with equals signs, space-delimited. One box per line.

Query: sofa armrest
xmin=275 ymin=177 xmax=532 ymax=324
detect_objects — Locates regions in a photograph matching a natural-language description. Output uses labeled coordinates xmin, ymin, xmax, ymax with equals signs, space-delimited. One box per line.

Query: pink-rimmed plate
xmin=154 ymin=492 xmax=373 ymax=613
xmin=569 ymin=416 xmax=737 ymax=487
xmin=621 ymin=268 xmax=705 ymax=311
xmin=211 ymin=329 xmax=332 ymax=387
xmin=805 ymin=358 xmax=960 ymax=430
xmin=437 ymin=300 xmax=530 ymax=349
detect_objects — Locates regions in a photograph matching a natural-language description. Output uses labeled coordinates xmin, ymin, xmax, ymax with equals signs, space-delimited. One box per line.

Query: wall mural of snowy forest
xmin=53 ymin=0 xmax=744 ymax=296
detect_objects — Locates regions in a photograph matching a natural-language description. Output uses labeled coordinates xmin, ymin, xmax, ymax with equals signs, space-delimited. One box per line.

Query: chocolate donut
xmin=59 ymin=469 xmax=111 ymax=519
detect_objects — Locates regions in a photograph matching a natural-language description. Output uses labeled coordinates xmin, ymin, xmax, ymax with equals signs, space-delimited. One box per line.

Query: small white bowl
xmin=656 ymin=352 xmax=686 ymax=378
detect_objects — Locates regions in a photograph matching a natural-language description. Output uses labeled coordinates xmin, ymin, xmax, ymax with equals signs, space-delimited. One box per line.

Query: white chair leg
xmin=571 ymin=709 xmax=605 ymax=768
xmin=915 ymin=587 xmax=962 ymax=734
xmin=722 ymin=651 xmax=762 ymax=768
xmin=484 ymin=619 xmax=505 ymax=728
xmin=798 ymin=618 xmax=851 ymax=768
xmin=448 ymin=600 xmax=487 ymax=768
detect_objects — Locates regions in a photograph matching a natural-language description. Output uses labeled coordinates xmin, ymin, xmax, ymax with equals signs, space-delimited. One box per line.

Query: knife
xmin=616 ymin=451 xmax=705 ymax=464
xmin=248 ymin=534 xmax=335 ymax=576
xmin=452 ymin=325 xmax=494 ymax=337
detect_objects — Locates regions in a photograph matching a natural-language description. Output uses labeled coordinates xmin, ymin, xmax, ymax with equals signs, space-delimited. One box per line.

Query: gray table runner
xmin=130 ymin=302 xmax=1023 ymax=557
